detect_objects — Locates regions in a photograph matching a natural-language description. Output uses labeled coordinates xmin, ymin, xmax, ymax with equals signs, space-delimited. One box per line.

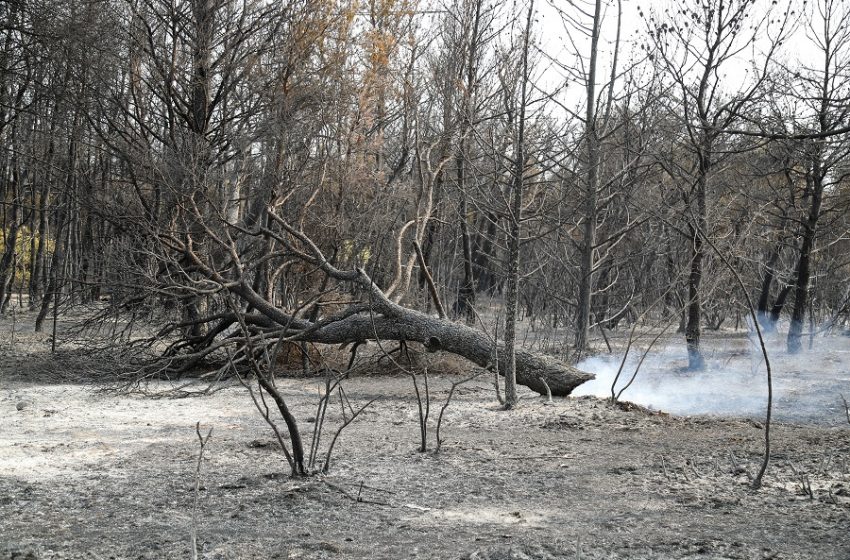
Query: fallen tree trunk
xmin=230 ymin=274 xmax=593 ymax=397
xmin=297 ymin=314 xmax=593 ymax=397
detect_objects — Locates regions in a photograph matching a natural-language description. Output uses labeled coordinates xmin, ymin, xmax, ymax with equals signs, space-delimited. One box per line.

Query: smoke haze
xmin=573 ymin=331 xmax=850 ymax=426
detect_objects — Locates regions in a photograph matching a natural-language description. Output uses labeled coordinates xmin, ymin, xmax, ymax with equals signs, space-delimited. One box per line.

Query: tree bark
xmin=500 ymin=0 xmax=536 ymax=407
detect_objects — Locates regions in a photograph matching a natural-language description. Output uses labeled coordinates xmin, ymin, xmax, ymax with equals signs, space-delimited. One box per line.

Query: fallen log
xmin=297 ymin=313 xmax=593 ymax=396
xmin=231 ymin=273 xmax=594 ymax=397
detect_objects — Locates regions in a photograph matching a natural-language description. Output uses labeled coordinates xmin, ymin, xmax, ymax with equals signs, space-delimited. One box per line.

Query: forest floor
xmin=0 ymin=310 xmax=849 ymax=559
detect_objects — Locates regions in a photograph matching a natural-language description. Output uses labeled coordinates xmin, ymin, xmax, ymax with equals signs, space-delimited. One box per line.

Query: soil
xmin=1 ymin=312 xmax=849 ymax=559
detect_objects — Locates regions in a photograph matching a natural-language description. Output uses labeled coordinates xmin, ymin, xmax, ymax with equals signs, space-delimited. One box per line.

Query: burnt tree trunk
xmin=229 ymin=272 xmax=593 ymax=398
xmin=770 ymin=284 xmax=792 ymax=325
xmin=756 ymin=246 xmax=782 ymax=330
xmin=787 ymin=169 xmax=824 ymax=354
xmin=685 ymin=139 xmax=710 ymax=372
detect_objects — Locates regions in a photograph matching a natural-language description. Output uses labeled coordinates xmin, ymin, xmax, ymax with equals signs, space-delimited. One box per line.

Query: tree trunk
xmin=472 ymin=211 xmax=498 ymax=294
xmin=229 ymin=270 xmax=593 ymax=398
xmin=261 ymin=306 xmax=592 ymax=397
xmin=685 ymin=145 xmax=710 ymax=371
xmin=756 ymin=245 xmax=781 ymax=330
xmin=787 ymin=172 xmax=823 ymax=354
xmin=35 ymin=214 xmax=66 ymax=333
xmin=574 ymin=0 xmax=604 ymax=360
xmin=455 ymin=190 xmax=476 ymax=324
xmin=452 ymin=0 xmax=484 ymax=326
xmin=770 ymin=284 xmax=792 ymax=325
xmin=500 ymin=0 xmax=535 ymax=408
xmin=30 ymin=184 xmax=49 ymax=308
xmin=685 ymin=230 xmax=704 ymax=370
xmin=0 ymin=152 xmax=24 ymax=313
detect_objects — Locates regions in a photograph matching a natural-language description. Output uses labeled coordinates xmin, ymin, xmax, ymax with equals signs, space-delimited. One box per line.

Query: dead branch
xmin=435 ymin=371 xmax=484 ymax=453
xmin=322 ymin=396 xmax=379 ymax=474
xmin=191 ymin=422 xmax=213 ymax=560
xmin=413 ymin=240 xmax=446 ymax=319
xmin=322 ymin=479 xmax=391 ymax=506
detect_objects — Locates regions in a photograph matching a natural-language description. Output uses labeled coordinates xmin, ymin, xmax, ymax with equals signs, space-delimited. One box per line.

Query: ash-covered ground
xmin=1 ymin=311 xmax=848 ymax=559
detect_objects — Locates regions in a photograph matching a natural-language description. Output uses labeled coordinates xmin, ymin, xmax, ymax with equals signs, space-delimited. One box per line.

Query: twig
xmin=322 ymin=397 xmax=379 ymax=474
xmin=492 ymin=321 xmax=504 ymax=405
xmin=309 ymin=370 xmax=351 ymax=469
xmin=309 ymin=378 xmax=332 ymax=470
xmin=339 ymin=384 xmax=356 ymax=417
xmin=191 ymin=422 xmax=213 ymax=560
xmin=423 ymin=369 xmax=430 ymax=439
xmin=828 ymin=486 xmax=838 ymax=505
xmin=231 ymin=350 xmax=297 ymax=474
xmin=322 ymin=479 xmax=390 ymax=506
xmin=694 ymin=228 xmax=773 ymax=490
xmin=538 ymin=377 xmax=553 ymax=404
xmin=614 ymin=321 xmax=674 ymax=403
xmin=338 ymin=386 xmax=349 ymax=423
xmin=228 ymin=304 xmax=307 ymax=475
xmin=688 ymin=457 xmax=707 ymax=479
xmin=435 ymin=371 xmax=484 ymax=453
xmin=660 ymin=455 xmax=670 ymax=480
xmin=609 ymin=281 xmax=682 ymax=404
xmin=411 ymin=371 xmax=427 ymax=452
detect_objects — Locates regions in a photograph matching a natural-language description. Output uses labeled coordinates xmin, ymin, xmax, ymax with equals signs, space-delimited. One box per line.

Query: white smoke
xmin=572 ymin=328 xmax=850 ymax=425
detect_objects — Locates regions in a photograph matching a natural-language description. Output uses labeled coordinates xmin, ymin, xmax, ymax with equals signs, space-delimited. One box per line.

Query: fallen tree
xmin=228 ymin=279 xmax=593 ymax=397
xmin=134 ymin=211 xmax=593 ymax=397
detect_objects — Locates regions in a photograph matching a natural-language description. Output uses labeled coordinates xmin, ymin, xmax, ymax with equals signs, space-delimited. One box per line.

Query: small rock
xmin=15 ymin=401 xmax=28 ymax=411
